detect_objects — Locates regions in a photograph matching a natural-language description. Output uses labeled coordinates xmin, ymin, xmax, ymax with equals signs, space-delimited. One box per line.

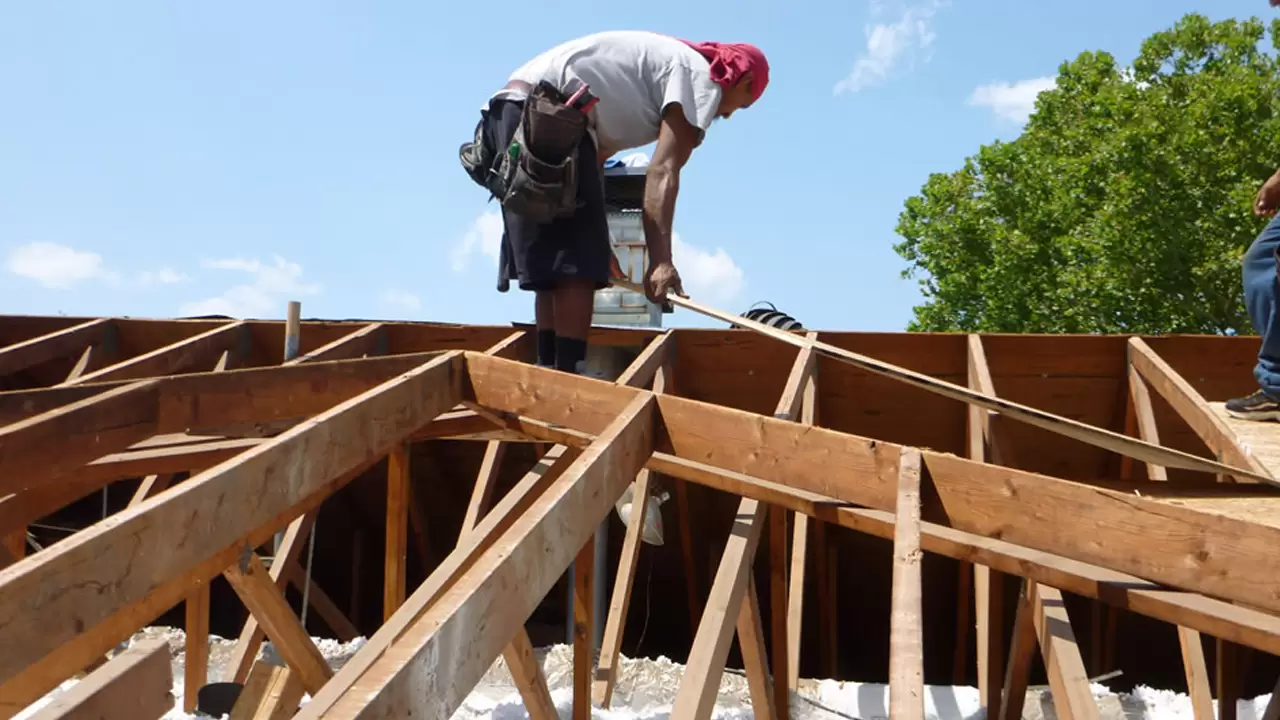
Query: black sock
xmin=536 ymin=329 xmax=556 ymax=367
xmin=555 ymin=336 xmax=588 ymax=374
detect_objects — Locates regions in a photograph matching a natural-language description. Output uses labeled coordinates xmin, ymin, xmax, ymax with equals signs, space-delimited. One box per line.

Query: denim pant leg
xmin=1243 ymin=214 xmax=1280 ymax=395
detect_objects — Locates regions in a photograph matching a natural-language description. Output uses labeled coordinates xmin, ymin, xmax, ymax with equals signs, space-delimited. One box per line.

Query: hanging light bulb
xmin=614 ymin=482 xmax=670 ymax=545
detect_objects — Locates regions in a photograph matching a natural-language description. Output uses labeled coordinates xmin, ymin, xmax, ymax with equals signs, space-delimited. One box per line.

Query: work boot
xmin=1225 ymin=389 xmax=1280 ymax=421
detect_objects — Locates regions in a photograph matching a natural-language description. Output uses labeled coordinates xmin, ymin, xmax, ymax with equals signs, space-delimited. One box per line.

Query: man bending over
xmin=460 ymin=31 xmax=769 ymax=373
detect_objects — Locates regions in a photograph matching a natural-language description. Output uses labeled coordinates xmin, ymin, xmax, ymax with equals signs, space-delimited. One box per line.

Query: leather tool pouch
xmin=459 ymin=81 xmax=590 ymax=224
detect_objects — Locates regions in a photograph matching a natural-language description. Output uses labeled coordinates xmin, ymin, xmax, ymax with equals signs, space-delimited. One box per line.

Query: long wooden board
xmin=610 ymin=279 xmax=1274 ymax=484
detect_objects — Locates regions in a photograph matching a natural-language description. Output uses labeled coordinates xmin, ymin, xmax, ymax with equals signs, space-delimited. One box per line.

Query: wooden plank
xmin=0 ymin=350 xmax=448 ymax=429
xmin=297 ymin=392 xmax=656 ymax=719
xmin=998 ymin=581 xmax=1037 ymax=720
xmin=462 ymin=441 xmax=506 ymax=534
xmin=384 ymin=443 xmax=410 ymax=621
xmin=0 ymin=351 xmax=462 ymax=689
xmin=671 ymin=495 xmax=769 ymax=720
xmin=1177 ymin=627 xmax=1214 ymax=720
xmin=230 ymin=662 xmax=305 ymax=720
xmin=0 ymin=319 xmax=110 ymax=379
xmin=25 ymin=638 xmax=172 ymax=720
xmin=573 ymin=535 xmax=594 ymax=720
xmin=1128 ymin=337 xmax=1271 ymax=480
xmin=285 ymin=322 xmax=385 ymax=366
xmin=1031 ymin=583 xmax=1099 ymax=720
xmin=888 ymin=446 xmax=924 ymax=720
xmin=612 ymin=279 xmax=1275 ymax=483
xmin=282 ymin=563 xmax=360 ymax=642
xmin=488 ymin=412 xmax=1280 ymax=659
xmin=1127 ymin=365 xmax=1168 ymax=481
xmin=184 ymin=580 xmax=210 ymax=713
xmin=67 ymin=321 xmax=247 ymax=385
xmin=464 ymin=353 xmax=1280 ymax=617
xmin=592 ymin=469 xmax=652 ymax=707
xmin=785 ymin=368 xmax=817 ymax=690
xmin=966 ymin=334 xmax=1005 ymax=713
xmin=736 ymin=575 xmax=776 ymax=720
xmin=0 ymin=379 xmax=160 ymax=496
xmin=223 ymin=552 xmax=333 ymax=695
xmin=225 ymin=515 xmax=318 ymax=684
xmin=614 ymin=330 xmax=672 ymax=388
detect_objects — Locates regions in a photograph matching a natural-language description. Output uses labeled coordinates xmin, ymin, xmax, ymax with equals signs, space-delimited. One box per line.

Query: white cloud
xmin=5 ymin=242 xmax=115 ymax=289
xmin=670 ymin=233 xmax=746 ymax=307
xmin=180 ymin=255 xmax=320 ymax=318
xmin=834 ymin=0 xmax=946 ymax=94
xmin=136 ymin=267 xmax=190 ymax=287
xmin=450 ymin=210 xmax=504 ymax=273
xmin=381 ymin=289 xmax=422 ymax=312
xmin=968 ymin=76 xmax=1057 ymax=124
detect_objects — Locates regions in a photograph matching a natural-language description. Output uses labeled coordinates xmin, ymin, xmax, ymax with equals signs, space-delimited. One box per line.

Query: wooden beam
xmin=184 ymin=579 xmax=210 ymax=713
xmin=0 ymin=318 xmax=110 ymax=379
xmin=281 ymin=563 xmax=360 ymax=642
xmin=1177 ymin=627 xmax=1214 ymax=720
xmin=476 ymin=410 xmax=1280 ymax=660
xmin=0 ymin=351 xmax=463 ymax=689
xmin=785 ymin=363 xmax=817 ymax=690
xmin=462 ymin=441 xmax=506 ymax=535
xmin=592 ymin=468 xmax=653 ymax=708
xmin=1031 ymin=583 xmax=1099 ymax=720
xmin=464 ymin=354 xmax=1280 ymax=617
xmin=296 ymin=391 xmax=656 ymax=719
xmin=888 ymin=446 xmax=924 ymax=720
xmin=614 ymin=330 xmax=673 ymax=388
xmin=66 ymin=321 xmax=247 ymax=385
xmin=284 ymin=322 xmax=385 ymax=366
xmin=966 ymin=334 xmax=1005 ymax=714
xmin=1127 ymin=364 xmax=1168 ymax=481
xmin=998 ymin=581 xmax=1037 ymax=720
xmin=612 ymin=278 xmax=1274 ymax=483
xmin=230 ymin=662 xmax=305 ymax=720
xmin=736 ymin=574 xmax=776 ymax=720
xmin=384 ymin=442 xmax=410 ymax=621
xmin=0 ymin=379 xmax=160 ymax=496
xmin=573 ymin=534 xmax=594 ymax=720
xmin=1127 ymin=337 xmax=1271 ymax=480
xmin=24 ymin=638 xmax=172 ymax=720
xmin=671 ymin=497 xmax=769 ymax=720
xmin=0 ymin=350 xmax=448 ymax=429
xmin=222 ymin=553 xmax=334 ymax=695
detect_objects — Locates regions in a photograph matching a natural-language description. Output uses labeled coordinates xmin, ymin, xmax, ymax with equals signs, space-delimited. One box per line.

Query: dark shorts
xmin=482 ymin=97 xmax=613 ymax=293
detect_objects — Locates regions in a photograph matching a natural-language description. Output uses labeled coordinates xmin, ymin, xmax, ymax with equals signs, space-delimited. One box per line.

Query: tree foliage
xmin=895 ymin=13 xmax=1280 ymax=334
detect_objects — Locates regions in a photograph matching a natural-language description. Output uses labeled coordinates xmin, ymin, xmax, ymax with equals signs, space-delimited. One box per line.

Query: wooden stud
xmin=998 ymin=581 xmax=1037 ymax=720
xmin=1177 ymin=627 xmax=1214 ymax=720
xmin=229 ymin=662 xmax=305 ymax=720
xmin=888 ymin=446 xmax=924 ymax=720
xmin=592 ymin=470 xmax=652 ymax=708
xmin=184 ymin=579 xmax=210 ymax=713
xmin=1031 ymin=584 xmax=1099 ymax=720
xmin=0 ymin=318 xmax=110 ymax=380
xmin=736 ymin=575 xmax=776 ymax=720
xmin=384 ymin=442 xmax=411 ymax=620
xmin=24 ymin=638 xmax=172 ymax=720
xmin=222 ymin=553 xmax=333 ymax=695
xmin=572 ymin=535 xmax=594 ymax=720
xmin=66 ymin=321 xmax=247 ymax=386
xmin=284 ymin=322 xmax=385 ymax=366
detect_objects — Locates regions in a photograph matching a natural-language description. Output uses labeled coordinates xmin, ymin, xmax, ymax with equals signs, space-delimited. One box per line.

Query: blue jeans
xmin=1243 ymin=214 xmax=1280 ymax=396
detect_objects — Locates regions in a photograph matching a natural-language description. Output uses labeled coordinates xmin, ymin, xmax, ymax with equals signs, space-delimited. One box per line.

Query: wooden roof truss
xmin=0 ymin=314 xmax=1278 ymax=719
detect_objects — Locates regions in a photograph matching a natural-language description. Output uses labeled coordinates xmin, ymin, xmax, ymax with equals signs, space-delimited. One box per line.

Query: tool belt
xmin=460 ymin=80 xmax=594 ymax=224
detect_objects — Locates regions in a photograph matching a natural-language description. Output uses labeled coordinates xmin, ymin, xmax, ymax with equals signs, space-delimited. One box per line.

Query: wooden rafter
xmin=0 ymin=318 xmax=111 ymax=380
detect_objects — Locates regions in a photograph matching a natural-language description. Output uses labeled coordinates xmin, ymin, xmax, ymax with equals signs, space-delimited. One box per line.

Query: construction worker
xmin=1225 ymin=0 xmax=1280 ymax=419
xmin=460 ymin=31 xmax=769 ymax=373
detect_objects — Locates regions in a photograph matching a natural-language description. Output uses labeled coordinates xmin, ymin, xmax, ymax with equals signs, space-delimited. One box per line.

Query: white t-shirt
xmin=495 ymin=31 xmax=723 ymax=157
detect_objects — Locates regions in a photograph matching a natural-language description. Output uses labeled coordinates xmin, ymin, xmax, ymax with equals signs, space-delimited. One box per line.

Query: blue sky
xmin=0 ymin=1 xmax=1274 ymax=331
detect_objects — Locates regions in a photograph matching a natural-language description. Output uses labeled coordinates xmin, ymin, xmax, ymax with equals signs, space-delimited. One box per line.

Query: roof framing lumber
xmin=468 ymin=351 xmax=1280 ymax=614
xmin=24 ymin=637 xmax=172 ymax=720
xmin=0 ymin=351 xmax=463 ymax=690
xmin=0 ymin=319 xmax=111 ymax=380
xmin=463 ymin=368 xmax=1280 ymax=655
xmin=284 ymin=322 xmax=385 ymax=366
xmin=618 ymin=279 xmax=1274 ymax=484
xmin=298 ymin=391 xmax=657 ymax=719
xmin=64 ymin=321 xmax=248 ymax=386
xmin=1128 ymin=337 xmax=1271 ymax=480
xmin=888 ymin=446 xmax=924 ymax=720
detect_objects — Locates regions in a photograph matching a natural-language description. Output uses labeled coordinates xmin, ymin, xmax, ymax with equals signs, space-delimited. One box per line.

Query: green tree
xmin=895 ymin=13 xmax=1280 ymax=334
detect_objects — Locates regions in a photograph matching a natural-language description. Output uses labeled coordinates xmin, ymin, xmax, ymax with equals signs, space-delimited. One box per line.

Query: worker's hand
xmin=609 ymin=253 xmax=627 ymax=280
xmin=644 ymin=261 xmax=686 ymax=304
xmin=1256 ymin=171 xmax=1280 ymax=216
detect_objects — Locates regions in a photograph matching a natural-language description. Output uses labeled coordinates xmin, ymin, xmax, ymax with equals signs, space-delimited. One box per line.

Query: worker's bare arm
xmin=641 ymin=103 xmax=701 ymax=300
